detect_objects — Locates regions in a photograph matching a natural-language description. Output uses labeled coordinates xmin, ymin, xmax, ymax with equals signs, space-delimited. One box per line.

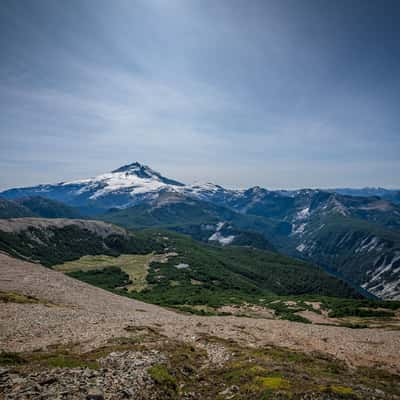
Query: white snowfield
xmin=209 ymin=231 xmax=235 ymax=245
xmin=62 ymin=164 xmax=184 ymax=200
xmin=54 ymin=163 xmax=233 ymax=208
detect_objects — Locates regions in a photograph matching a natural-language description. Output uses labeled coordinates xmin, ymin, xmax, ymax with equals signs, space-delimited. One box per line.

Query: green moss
xmin=148 ymin=364 xmax=178 ymax=397
xmin=42 ymin=355 xmax=99 ymax=369
xmin=0 ymin=291 xmax=48 ymax=305
xmin=330 ymin=385 xmax=353 ymax=394
xmin=257 ymin=376 xmax=290 ymax=390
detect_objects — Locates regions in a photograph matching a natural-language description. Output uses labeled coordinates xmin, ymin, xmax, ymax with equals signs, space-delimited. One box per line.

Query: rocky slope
xmin=1 ymin=252 xmax=400 ymax=400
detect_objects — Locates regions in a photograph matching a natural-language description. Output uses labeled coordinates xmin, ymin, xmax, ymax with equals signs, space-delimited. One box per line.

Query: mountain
xmin=2 ymin=162 xmax=400 ymax=299
xmin=226 ymin=189 xmax=400 ymax=299
xmin=101 ymin=192 xmax=276 ymax=251
xmin=333 ymin=187 xmax=400 ymax=204
xmin=0 ymin=218 xmax=160 ymax=266
xmin=16 ymin=196 xmax=82 ymax=218
xmin=127 ymin=230 xmax=361 ymax=306
xmin=221 ymin=188 xmax=400 ymax=230
xmin=288 ymin=212 xmax=400 ymax=300
xmin=0 ymin=218 xmax=360 ymax=304
xmin=0 ymin=162 xmax=184 ymax=213
xmin=0 ymin=198 xmax=33 ymax=218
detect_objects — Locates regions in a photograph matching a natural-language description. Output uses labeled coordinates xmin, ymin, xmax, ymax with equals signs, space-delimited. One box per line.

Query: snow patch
xmin=295 ymin=207 xmax=310 ymax=221
xmin=292 ymin=223 xmax=306 ymax=235
xmin=209 ymin=231 xmax=235 ymax=245
xmin=174 ymin=263 xmax=190 ymax=269
xmin=296 ymin=243 xmax=306 ymax=252
xmin=355 ymin=236 xmax=380 ymax=254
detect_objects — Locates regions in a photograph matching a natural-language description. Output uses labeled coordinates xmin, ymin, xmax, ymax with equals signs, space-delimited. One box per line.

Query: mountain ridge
xmin=1 ymin=162 xmax=399 ymax=210
xmin=1 ymin=162 xmax=400 ymax=300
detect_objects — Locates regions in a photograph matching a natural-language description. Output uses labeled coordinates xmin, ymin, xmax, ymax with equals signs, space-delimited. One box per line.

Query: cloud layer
xmin=1 ymin=0 xmax=399 ymax=190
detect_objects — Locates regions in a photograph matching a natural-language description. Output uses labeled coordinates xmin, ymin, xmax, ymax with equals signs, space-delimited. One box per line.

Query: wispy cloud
xmin=0 ymin=0 xmax=399 ymax=190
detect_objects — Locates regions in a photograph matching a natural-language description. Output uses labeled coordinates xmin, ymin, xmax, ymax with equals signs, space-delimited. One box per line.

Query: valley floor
xmin=1 ymin=252 xmax=400 ymax=399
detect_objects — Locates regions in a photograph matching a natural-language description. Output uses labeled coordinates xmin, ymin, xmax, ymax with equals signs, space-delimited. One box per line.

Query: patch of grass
xmin=0 ymin=291 xmax=48 ymax=305
xmin=257 ymin=375 xmax=290 ymax=390
xmin=22 ymin=349 xmax=100 ymax=370
xmin=106 ymin=336 xmax=146 ymax=346
xmin=54 ymin=253 xmax=158 ymax=292
xmin=148 ymin=364 xmax=178 ymax=397
xmin=330 ymin=385 xmax=354 ymax=395
xmin=42 ymin=354 xmax=99 ymax=369
xmin=264 ymin=300 xmax=312 ymax=324
xmin=317 ymin=297 xmax=400 ymax=318
xmin=0 ymin=352 xmax=26 ymax=365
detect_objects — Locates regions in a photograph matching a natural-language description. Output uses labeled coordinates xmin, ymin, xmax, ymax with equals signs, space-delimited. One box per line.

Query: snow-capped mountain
xmin=2 ymin=161 xmax=400 ymax=299
xmin=0 ymin=161 xmax=245 ymax=212
xmin=0 ymin=162 xmax=186 ymax=211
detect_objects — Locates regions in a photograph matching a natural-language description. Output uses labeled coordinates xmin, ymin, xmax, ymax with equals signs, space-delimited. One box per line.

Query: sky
xmin=0 ymin=0 xmax=399 ymax=190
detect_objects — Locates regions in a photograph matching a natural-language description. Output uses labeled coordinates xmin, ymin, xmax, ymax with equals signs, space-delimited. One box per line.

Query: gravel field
xmin=1 ymin=252 xmax=400 ymax=374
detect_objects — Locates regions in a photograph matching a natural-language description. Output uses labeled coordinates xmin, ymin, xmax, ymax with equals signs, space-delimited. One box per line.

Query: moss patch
xmin=41 ymin=354 xmax=99 ymax=369
xmin=148 ymin=364 xmax=178 ymax=397
xmin=330 ymin=385 xmax=354 ymax=395
xmin=257 ymin=376 xmax=290 ymax=390
xmin=0 ymin=291 xmax=50 ymax=305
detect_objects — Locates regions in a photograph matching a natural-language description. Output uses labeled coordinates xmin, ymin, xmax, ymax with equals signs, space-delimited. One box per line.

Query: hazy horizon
xmin=1 ymin=0 xmax=399 ymax=190
xmin=0 ymin=160 xmax=399 ymax=192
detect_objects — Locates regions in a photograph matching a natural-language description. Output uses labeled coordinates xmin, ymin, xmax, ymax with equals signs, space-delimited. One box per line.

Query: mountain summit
xmin=0 ymin=162 xmax=186 ymax=211
xmin=111 ymin=162 xmax=184 ymax=186
xmin=1 ymin=162 xmax=400 ymax=299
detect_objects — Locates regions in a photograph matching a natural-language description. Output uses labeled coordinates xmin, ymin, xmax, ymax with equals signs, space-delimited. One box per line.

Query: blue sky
xmin=0 ymin=0 xmax=399 ymax=190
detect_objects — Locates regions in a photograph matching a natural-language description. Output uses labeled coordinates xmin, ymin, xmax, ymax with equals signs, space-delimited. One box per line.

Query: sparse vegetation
xmin=0 ymin=291 xmax=48 ymax=305
xmin=66 ymin=267 xmax=131 ymax=290
xmin=54 ymin=253 xmax=166 ymax=292
xmin=6 ymin=337 xmax=399 ymax=399
xmin=0 ymin=352 xmax=26 ymax=365
xmin=148 ymin=364 xmax=178 ymax=397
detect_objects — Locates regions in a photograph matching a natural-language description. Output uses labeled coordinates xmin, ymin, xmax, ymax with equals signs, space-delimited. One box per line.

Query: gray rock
xmin=86 ymin=387 xmax=104 ymax=400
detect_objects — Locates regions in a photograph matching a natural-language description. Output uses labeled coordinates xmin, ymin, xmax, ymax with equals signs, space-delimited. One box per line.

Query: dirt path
xmin=1 ymin=253 xmax=400 ymax=373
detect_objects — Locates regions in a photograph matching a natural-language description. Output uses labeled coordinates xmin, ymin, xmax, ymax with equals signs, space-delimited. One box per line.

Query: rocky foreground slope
xmin=1 ymin=253 xmax=400 ymax=399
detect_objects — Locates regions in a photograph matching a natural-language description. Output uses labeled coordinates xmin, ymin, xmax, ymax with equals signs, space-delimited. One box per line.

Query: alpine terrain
xmin=2 ymin=162 xmax=399 ymax=300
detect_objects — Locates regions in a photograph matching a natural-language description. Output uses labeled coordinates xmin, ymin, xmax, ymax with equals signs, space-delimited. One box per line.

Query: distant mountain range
xmin=332 ymin=187 xmax=400 ymax=204
xmin=1 ymin=162 xmax=400 ymax=300
xmin=1 ymin=161 xmax=399 ymax=210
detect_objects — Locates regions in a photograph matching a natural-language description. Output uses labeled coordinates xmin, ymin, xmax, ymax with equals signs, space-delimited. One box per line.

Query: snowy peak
xmin=111 ymin=162 xmax=184 ymax=186
xmin=75 ymin=162 xmax=185 ymax=202
xmin=112 ymin=162 xmax=157 ymax=176
xmin=0 ymin=162 xmax=187 ymax=210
